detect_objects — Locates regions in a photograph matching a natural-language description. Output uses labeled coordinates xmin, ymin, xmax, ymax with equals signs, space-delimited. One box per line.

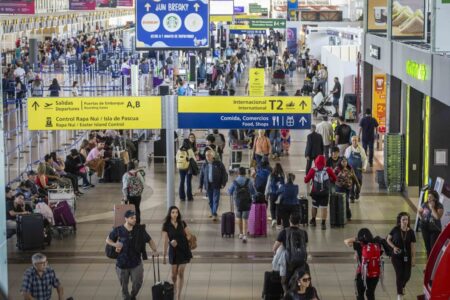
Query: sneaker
xmin=271 ymin=220 xmax=277 ymax=228
xmin=268 ymin=216 xmax=272 ymax=221
xmin=242 ymin=236 xmax=247 ymax=243
xmin=238 ymin=234 xmax=243 ymax=239
xmin=309 ymin=218 xmax=316 ymax=227
xmin=90 ymin=184 xmax=95 ymax=188
xmin=208 ymin=214 xmax=213 ymax=218
xmin=98 ymin=178 xmax=106 ymax=183
xmin=321 ymin=223 xmax=327 ymax=230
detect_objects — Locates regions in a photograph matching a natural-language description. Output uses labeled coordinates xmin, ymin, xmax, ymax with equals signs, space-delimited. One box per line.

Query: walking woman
xmin=284 ymin=269 xmax=320 ymax=300
xmin=48 ymin=78 xmax=61 ymax=97
xmin=276 ymin=173 xmax=300 ymax=228
xmin=176 ymin=139 xmax=196 ymax=201
xmin=265 ymin=163 xmax=286 ymax=227
xmin=387 ymin=212 xmax=416 ymax=300
xmin=344 ymin=228 xmax=382 ymax=300
xmin=418 ymin=190 xmax=444 ymax=257
xmin=334 ymin=157 xmax=360 ymax=220
xmin=162 ymin=206 xmax=193 ymax=300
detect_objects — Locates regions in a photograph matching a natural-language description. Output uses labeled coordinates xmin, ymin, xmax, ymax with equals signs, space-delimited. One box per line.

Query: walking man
xmin=199 ymin=150 xmax=228 ymax=221
xmin=330 ymin=77 xmax=341 ymax=116
xmin=106 ymin=210 xmax=158 ymax=300
xmin=21 ymin=253 xmax=65 ymax=300
xmin=316 ymin=116 xmax=334 ymax=159
xmin=359 ymin=108 xmax=379 ymax=168
xmin=305 ymin=124 xmax=324 ymax=174
xmin=345 ymin=136 xmax=368 ymax=202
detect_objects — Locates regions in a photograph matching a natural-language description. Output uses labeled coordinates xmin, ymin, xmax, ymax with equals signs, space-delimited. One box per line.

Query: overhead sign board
xmin=234 ymin=6 xmax=244 ymax=14
xmin=249 ymin=68 xmax=265 ymax=96
xmin=229 ymin=25 xmax=266 ymax=35
xmin=210 ymin=0 xmax=233 ymax=15
xmin=0 ymin=0 xmax=35 ymax=14
xmin=69 ymin=0 xmax=96 ymax=10
xmin=178 ymin=96 xmax=312 ymax=129
xmin=28 ymin=97 xmax=162 ymax=130
xmin=249 ymin=19 xmax=286 ymax=29
xmin=249 ymin=3 xmax=268 ymax=13
xmin=136 ymin=0 xmax=209 ymax=49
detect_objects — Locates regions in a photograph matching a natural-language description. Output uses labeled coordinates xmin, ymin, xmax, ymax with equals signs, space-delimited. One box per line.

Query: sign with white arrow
xmin=249 ymin=19 xmax=286 ymax=29
xmin=136 ymin=0 xmax=209 ymax=49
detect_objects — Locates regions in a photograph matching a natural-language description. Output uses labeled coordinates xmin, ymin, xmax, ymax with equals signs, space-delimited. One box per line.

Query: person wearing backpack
xmin=287 ymin=55 xmax=297 ymax=83
xmin=265 ymin=163 xmax=286 ymax=228
xmin=254 ymin=158 xmax=272 ymax=194
xmin=304 ymin=155 xmax=337 ymax=230
xmin=176 ymin=139 xmax=196 ymax=202
xmin=345 ymin=228 xmax=383 ymax=300
xmin=273 ymin=213 xmax=308 ymax=294
xmin=253 ymin=129 xmax=272 ymax=165
xmin=276 ymin=173 xmax=300 ymax=229
xmin=122 ymin=162 xmax=145 ymax=224
xmin=228 ymin=167 xmax=256 ymax=243
xmin=344 ymin=136 xmax=367 ymax=202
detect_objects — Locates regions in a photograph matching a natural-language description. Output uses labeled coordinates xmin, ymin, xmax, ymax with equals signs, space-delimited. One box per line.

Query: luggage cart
xmin=47 ymin=188 xmax=76 ymax=239
xmin=228 ymin=143 xmax=252 ymax=174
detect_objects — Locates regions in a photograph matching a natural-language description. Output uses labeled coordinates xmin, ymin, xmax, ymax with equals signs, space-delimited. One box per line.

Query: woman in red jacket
xmin=304 ymin=155 xmax=336 ymax=230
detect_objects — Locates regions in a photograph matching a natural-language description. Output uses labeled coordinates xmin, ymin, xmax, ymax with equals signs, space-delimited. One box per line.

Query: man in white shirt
xmin=315 ymin=116 xmax=334 ymax=159
xmin=14 ymin=64 xmax=26 ymax=82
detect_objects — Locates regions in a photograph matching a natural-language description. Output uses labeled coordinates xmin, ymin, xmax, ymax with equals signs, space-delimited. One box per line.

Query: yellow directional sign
xmin=211 ymin=15 xmax=233 ymax=22
xmin=178 ymin=96 xmax=312 ymax=114
xmin=27 ymin=96 xmax=162 ymax=130
xmin=249 ymin=68 xmax=265 ymax=96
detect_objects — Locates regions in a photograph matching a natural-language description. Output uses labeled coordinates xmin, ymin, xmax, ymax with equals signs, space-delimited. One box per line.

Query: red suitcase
xmin=248 ymin=203 xmax=267 ymax=237
xmin=53 ymin=201 xmax=76 ymax=229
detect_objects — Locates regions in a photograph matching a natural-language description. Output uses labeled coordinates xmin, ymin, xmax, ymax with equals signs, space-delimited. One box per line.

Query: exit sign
xmin=249 ymin=19 xmax=286 ymax=29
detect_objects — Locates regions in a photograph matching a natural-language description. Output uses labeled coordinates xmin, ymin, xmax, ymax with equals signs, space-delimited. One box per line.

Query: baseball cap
xmin=124 ymin=210 xmax=136 ymax=219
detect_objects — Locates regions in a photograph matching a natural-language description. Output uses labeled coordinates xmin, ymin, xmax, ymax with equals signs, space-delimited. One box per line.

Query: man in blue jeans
xmin=199 ymin=150 xmax=228 ymax=221
xmin=359 ymin=108 xmax=378 ymax=168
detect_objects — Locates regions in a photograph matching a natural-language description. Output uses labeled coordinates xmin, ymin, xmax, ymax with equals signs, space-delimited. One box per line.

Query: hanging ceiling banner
xmin=0 ymin=0 xmax=35 ymax=15
xmin=69 ymin=0 xmax=96 ymax=10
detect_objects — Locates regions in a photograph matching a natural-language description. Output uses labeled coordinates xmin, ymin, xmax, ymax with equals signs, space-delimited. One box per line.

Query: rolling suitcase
xmin=262 ymin=271 xmax=283 ymax=300
xmin=105 ymin=158 xmax=126 ymax=183
xmin=329 ymin=193 xmax=346 ymax=228
xmin=152 ymin=255 xmax=174 ymax=300
xmin=114 ymin=203 xmax=135 ymax=228
xmin=221 ymin=197 xmax=235 ymax=237
xmin=53 ymin=201 xmax=76 ymax=229
xmin=16 ymin=214 xmax=45 ymax=251
xmin=248 ymin=203 xmax=267 ymax=237
xmin=298 ymin=197 xmax=309 ymax=226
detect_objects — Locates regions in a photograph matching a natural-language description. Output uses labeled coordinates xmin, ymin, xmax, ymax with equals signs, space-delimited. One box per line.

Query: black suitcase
xmin=151 ymin=256 xmax=174 ymax=300
xmin=262 ymin=271 xmax=283 ymax=300
xmin=298 ymin=197 xmax=309 ymax=226
xmin=329 ymin=193 xmax=346 ymax=228
xmin=221 ymin=197 xmax=235 ymax=237
xmin=105 ymin=158 xmax=126 ymax=183
xmin=16 ymin=214 xmax=45 ymax=251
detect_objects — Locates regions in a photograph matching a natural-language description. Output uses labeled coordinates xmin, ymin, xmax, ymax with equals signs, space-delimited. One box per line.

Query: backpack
xmin=312 ymin=168 xmax=330 ymax=197
xmin=235 ymin=179 xmax=252 ymax=211
xmin=285 ymin=228 xmax=307 ymax=269
xmin=255 ymin=168 xmax=271 ymax=191
xmin=288 ymin=60 xmax=296 ymax=71
xmin=270 ymin=175 xmax=284 ymax=195
xmin=127 ymin=173 xmax=144 ymax=197
xmin=361 ymin=243 xmax=382 ymax=280
xmin=176 ymin=150 xmax=190 ymax=170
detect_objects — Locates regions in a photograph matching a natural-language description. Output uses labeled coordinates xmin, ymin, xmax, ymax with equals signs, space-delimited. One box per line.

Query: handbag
xmin=189 ymin=158 xmax=199 ymax=176
xmin=79 ymin=166 xmax=87 ymax=174
xmin=188 ymin=234 xmax=197 ymax=250
xmin=105 ymin=244 xmax=118 ymax=259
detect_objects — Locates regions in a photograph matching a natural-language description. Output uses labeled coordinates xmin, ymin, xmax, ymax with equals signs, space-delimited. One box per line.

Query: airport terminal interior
xmin=1 ymin=0 xmax=450 ymax=300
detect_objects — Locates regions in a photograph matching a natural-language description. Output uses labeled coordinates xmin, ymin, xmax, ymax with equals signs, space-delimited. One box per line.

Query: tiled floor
xmin=5 ymin=56 xmax=427 ymax=299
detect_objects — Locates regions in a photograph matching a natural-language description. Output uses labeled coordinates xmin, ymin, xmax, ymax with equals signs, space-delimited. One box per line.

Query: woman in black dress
xmin=162 ymin=206 xmax=193 ymax=300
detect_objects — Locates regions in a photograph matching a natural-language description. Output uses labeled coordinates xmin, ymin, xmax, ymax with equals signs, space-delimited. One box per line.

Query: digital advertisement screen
xmin=391 ymin=0 xmax=425 ymax=39
xmin=97 ymin=0 xmax=117 ymax=8
xmin=69 ymin=0 xmax=96 ymax=10
xmin=367 ymin=0 xmax=387 ymax=32
xmin=0 ymin=0 xmax=35 ymax=14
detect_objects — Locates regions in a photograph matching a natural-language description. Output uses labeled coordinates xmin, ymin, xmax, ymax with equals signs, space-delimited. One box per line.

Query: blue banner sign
xmin=136 ymin=0 xmax=209 ymax=49
xmin=234 ymin=6 xmax=244 ymax=13
xmin=178 ymin=113 xmax=311 ymax=129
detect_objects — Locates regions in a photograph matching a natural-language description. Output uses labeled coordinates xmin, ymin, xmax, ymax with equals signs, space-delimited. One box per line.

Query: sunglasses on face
xmin=300 ymin=277 xmax=311 ymax=283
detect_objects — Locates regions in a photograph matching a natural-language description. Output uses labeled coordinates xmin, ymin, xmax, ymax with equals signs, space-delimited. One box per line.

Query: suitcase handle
xmin=152 ymin=255 xmax=160 ymax=284
xmin=230 ymin=196 xmax=234 ymax=213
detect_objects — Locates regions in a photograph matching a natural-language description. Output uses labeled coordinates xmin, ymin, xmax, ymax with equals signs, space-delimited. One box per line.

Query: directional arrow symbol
xmin=145 ymin=3 xmax=151 ymax=12
xmin=32 ymin=101 xmax=40 ymax=111
xmin=299 ymin=116 xmax=307 ymax=126
xmin=193 ymin=3 xmax=200 ymax=12
xmin=299 ymin=100 xmax=307 ymax=109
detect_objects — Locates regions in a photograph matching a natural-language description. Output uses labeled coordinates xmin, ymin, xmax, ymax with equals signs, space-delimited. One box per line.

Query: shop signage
xmin=391 ymin=0 xmax=425 ymax=39
xmin=367 ymin=0 xmax=387 ymax=32
xmin=69 ymin=0 xmax=96 ymax=10
xmin=0 ymin=0 xmax=35 ymax=14
xmin=28 ymin=97 xmax=162 ymax=130
xmin=249 ymin=19 xmax=286 ymax=29
xmin=135 ymin=0 xmax=209 ymax=49
xmin=405 ymin=60 xmax=428 ymax=81
xmin=178 ymin=96 xmax=312 ymax=129
xmin=372 ymin=74 xmax=387 ymax=133
xmin=369 ymin=44 xmax=381 ymax=59
xmin=249 ymin=68 xmax=265 ymax=96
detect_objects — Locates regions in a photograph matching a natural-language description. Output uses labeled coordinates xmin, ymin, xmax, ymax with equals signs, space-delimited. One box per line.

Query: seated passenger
xmin=86 ymin=141 xmax=106 ymax=183
xmin=6 ymin=192 xmax=33 ymax=233
xmin=65 ymin=149 xmax=92 ymax=189
xmin=36 ymin=162 xmax=56 ymax=191
xmin=25 ymin=170 xmax=46 ymax=198
xmin=50 ymin=152 xmax=82 ymax=196
xmin=44 ymin=154 xmax=72 ymax=189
